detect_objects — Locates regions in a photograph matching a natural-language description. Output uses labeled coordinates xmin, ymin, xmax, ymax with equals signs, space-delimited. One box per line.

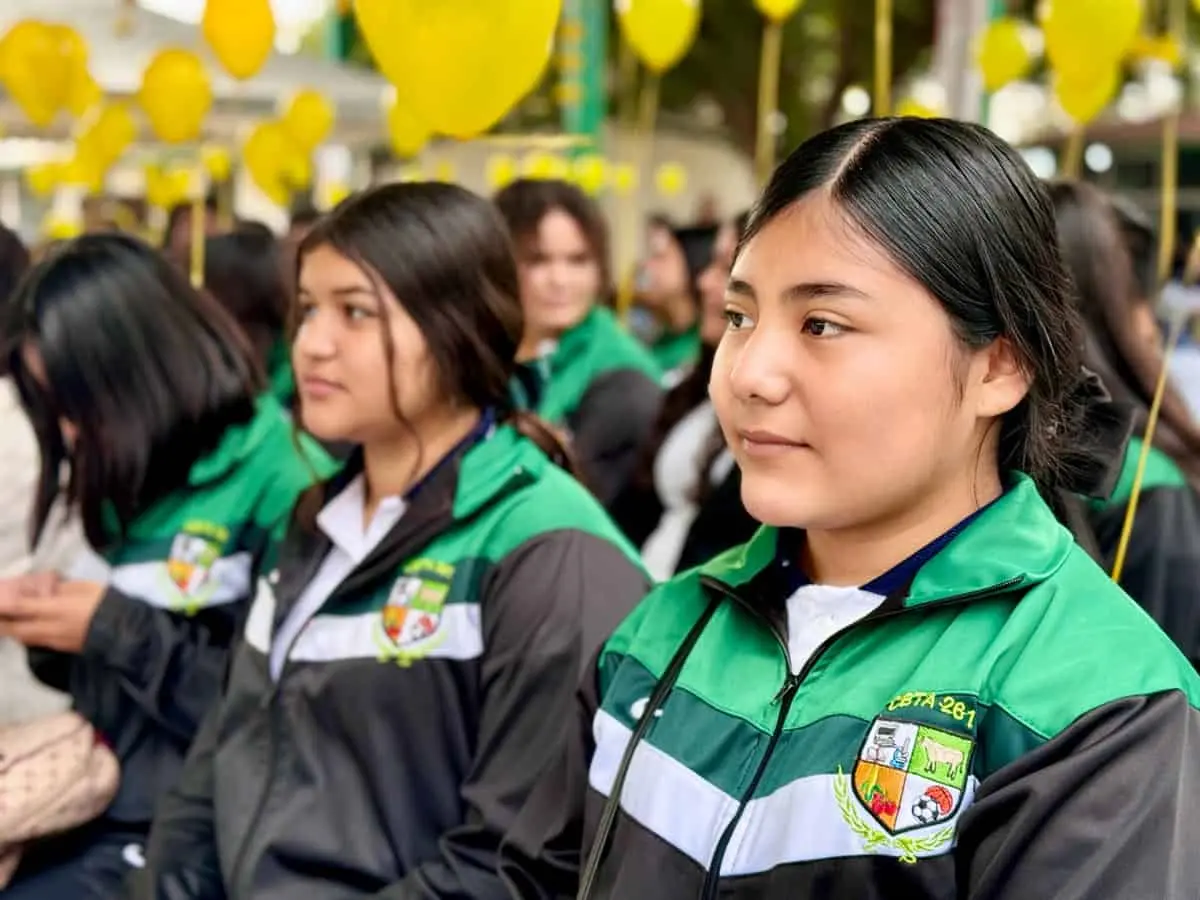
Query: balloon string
xmin=755 ymin=20 xmax=783 ymax=186
xmin=1062 ymin=127 xmax=1085 ymax=178
xmin=616 ymin=73 xmax=660 ymax=321
xmin=874 ymin=0 xmax=892 ymax=116
xmin=1111 ymin=305 xmax=1188 ymax=583
xmin=189 ymin=161 xmax=205 ymax=289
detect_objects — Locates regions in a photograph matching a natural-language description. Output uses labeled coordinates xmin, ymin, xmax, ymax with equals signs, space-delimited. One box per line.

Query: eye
xmin=801 ymin=317 xmax=846 ymax=338
xmin=723 ymin=308 xmax=755 ymax=330
xmin=296 ymin=299 xmax=316 ymax=320
xmin=344 ymin=305 xmax=375 ymax=322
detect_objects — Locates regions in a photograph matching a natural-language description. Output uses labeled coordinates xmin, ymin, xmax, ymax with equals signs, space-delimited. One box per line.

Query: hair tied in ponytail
xmin=1057 ymin=367 xmax=1135 ymax=500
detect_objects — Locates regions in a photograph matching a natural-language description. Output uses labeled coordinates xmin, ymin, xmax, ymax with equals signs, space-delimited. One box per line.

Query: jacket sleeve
xmin=497 ymin=647 xmax=603 ymax=900
xmin=568 ymin=369 xmax=663 ymax=508
xmin=956 ymin=690 xmax=1200 ymax=899
xmin=134 ymin=699 xmax=227 ymax=899
xmin=366 ymin=529 xmax=649 ymax=900
xmin=79 ymin=585 xmax=242 ymax=743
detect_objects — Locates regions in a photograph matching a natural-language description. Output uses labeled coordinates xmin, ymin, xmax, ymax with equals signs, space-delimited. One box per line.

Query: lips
xmin=739 ymin=429 xmax=806 ymax=448
xmin=298 ymin=376 xmax=344 ymax=398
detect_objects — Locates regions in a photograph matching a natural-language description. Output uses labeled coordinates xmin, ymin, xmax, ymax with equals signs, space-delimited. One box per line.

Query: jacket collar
xmin=699 ymin=473 xmax=1074 ymax=609
xmin=187 ymin=395 xmax=287 ymax=488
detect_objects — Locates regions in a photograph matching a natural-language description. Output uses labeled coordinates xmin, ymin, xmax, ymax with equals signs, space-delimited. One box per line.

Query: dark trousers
xmin=1 ymin=820 xmax=146 ymax=899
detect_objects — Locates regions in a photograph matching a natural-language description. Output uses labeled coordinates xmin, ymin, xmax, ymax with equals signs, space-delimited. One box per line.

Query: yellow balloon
xmin=354 ymin=0 xmax=563 ymax=139
xmin=1054 ymin=66 xmax=1120 ymax=124
xmin=139 ymin=49 xmax=213 ymax=143
xmin=202 ymin=146 xmax=233 ymax=182
xmin=521 ymin=151 xmax=569 ymax=180
xmin=67 ymin=71 xmax=101 ymax=118
xmin=282 ymin=89 xmax=335 ymax=151
xmin=385 ymin=97 xmax=431 ymax=159
xmin=754 ymin=0 xmax=804 ymax=23
xmin=975 ymin=18 xmax=1032 ymax=92
xmin=0 ymin=21 xmax=87 ymax=127
xmin=895 ymin=97 xmax=940 ymax=118
xmin=485 ymin=154 xmax=518 ymax=190
xmin=615 ymin=0 xmax=700 ymax=74
xmin=654 ymin=162 xmax=686 ymax=197
xmin=612 ymin=162 xmax=638 ymax=196
xmin=244 ymin=121 xmax=309 ymax=206
xmin=571 ymin=154 xmax=608 ymax=195
xmin=62 ymin=147 xmax=106 ymax=194
xmin=78 ymin=102 xmax=136 ymax=168
xmin=433 ymin=161 xmax=458 ymax=183
xmin=43 ymin=214 xmax=82 ymax=241
xmin=202 ymin=0 xmax=275 ymax=80
xmin=25 ymin=163 xmax=63 ymax=197
xmin=1044 ymin=0 xmax=1141 ymax=80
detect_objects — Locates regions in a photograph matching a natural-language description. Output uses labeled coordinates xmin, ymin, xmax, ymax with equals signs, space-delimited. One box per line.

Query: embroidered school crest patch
xmin=851 ymin=718 xmax=972 ymax=835
xmin=380 ymin=575 xmax=449 ymax=650
xmin=166 ymin=525 xmax=226 ymax=598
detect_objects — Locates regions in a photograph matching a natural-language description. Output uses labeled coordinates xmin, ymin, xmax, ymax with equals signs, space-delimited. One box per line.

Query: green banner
xmin=558 ymin=0 xmax=607 ymax=153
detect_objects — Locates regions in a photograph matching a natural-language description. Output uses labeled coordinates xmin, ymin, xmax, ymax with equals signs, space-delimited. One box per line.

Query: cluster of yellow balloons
xmin=354 ymin=0 xmax=561 ymax=139
xmin=243 ymin=90 xmax=333 ymax=206
xmin=1043 ymin=0 xmax=1141 ymax=123
xmin=144 ymin=164 xmax=196 ymax=210
xmin=483 ymin=152 xmax=686 ymax=198
xmin=616 ymin=0 xmax=700 ymax=74
xmin=385 ymin=93 xmax=432 ymax=160
xmin=0 ymin=20 xmax=93 ymax=127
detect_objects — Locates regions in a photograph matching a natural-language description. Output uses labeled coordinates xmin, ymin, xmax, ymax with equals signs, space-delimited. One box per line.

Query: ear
xmin=973 ymin=337 xmax=1030 ymax=419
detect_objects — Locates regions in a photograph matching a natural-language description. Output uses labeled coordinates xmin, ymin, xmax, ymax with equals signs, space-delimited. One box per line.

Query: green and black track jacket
xmin=502 ymin=473 xmax=1200 ymax=899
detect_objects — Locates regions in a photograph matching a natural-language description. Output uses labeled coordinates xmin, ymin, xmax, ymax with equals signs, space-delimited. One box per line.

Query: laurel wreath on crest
xmin=833 ymin=766 xmax=956 ymax=865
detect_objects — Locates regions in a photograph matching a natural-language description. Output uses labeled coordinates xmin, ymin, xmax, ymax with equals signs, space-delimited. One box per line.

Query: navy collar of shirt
xmin=403 ymin=407 xmax=497 ymax=503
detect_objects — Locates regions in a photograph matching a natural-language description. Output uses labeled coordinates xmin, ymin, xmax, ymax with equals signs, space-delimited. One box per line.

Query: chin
xmin=739 ymin=474 xmax=822 ymax=529
xmin=296 ymin=408 xmax=352 ymax=445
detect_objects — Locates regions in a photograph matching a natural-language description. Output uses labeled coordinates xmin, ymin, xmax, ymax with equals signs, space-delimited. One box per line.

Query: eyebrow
xmin=298 ymin=285 xmax=376 ymax=299
xmin=726 ymin=278 xmax=871 ymax=302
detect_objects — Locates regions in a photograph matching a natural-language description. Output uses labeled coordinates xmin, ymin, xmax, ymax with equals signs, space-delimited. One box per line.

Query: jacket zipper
xmin=696 ymin=574 xmax=1023 ymax=899
xmin=226 ymin=625 xmax=307 ymax=896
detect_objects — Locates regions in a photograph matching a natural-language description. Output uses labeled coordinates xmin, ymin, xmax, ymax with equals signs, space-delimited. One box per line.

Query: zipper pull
xmin=773 ymin=672 xmax=801 ymax=704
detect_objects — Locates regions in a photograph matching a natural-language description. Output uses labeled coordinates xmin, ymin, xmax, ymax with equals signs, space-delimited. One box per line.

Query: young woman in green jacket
xmin=502 ymin=117 xmax=1200 ymax=900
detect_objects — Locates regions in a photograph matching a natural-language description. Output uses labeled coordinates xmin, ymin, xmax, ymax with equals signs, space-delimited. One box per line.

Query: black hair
xmin=234 ymin=219 xmax=277 ymax=242
xmin=0 ymin=222 xmax=30 ymax=377
xmin=289 ymin=203 xmax=322 ymax=231
xmin=1049 ymin=180 xmax=1200 ymax=488
xmin=296 ymin=182 xmax=579 ymax=497
xmin=493 ymin=178 xmax=613 ymax=303
xmin=1108 ymin=193 xmax=1157 ymax=300
xmin=746 ymin=118 xmax=1125 ymax=500
xmin=4 ymin=233 xmax=259 ymax=549
xmin=204 ymin=227 xmax=288 ymax=369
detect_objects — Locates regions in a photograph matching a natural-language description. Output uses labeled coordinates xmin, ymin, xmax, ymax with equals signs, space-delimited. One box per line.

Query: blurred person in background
xmin=1050 ymin=180 xmax=1200 ymax=668
xmin=140 ymin=182 xmax=647 ymax=899
xmin=495 ymin=179 xmax=663 ymax=507
xmin=611 ymin=211 xmax=757 ymax=579
xmin=634 ymin=215 xmax=717 ymax=386
xmin=0 ymin=234 xmax=330 ymax=897
xmin=161 ymin=197 xmax=220 ymax=269
xmin=0 ymin=222 xmax=82 ymax=728
xmin=204 ymin=227 xmax=294 ymax=409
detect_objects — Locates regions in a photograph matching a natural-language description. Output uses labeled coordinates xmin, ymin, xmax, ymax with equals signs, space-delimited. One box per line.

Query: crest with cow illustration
xmin=850 ymin=717 xmax=974 ymax=835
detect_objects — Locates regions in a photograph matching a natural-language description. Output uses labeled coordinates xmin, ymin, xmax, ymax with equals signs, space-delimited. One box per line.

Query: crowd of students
xmin=0 ymin=116 xmax=1198 ymax=899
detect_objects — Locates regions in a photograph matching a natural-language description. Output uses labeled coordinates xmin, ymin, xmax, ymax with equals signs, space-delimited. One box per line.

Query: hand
xmin=0 ymin=571 xmax=62 ymax=601
xmin=0 ymin=579 xmax=107 ymax=653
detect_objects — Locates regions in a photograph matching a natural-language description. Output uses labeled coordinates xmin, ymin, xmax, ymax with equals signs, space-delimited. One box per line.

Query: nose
xmin=726 ymin=323 xmax=792 ymax=406
xmin=293 ymin=307 xmax=337 ymax=362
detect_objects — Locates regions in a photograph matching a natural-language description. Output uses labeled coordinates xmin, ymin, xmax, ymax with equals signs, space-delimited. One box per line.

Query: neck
xmin=361 ymin=406 xmax=483 ymax=522
xmin=801 ymin=467 xmax=1004 ymax=587
xmin=658 ymin=294 xmax=697 ymax=334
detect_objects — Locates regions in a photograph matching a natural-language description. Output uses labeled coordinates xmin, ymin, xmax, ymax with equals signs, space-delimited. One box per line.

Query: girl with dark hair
xmin=0 ymin=234 xmax=329 ymax=897
xmin=1049 ymin=180 xmax=1200 ymax=667
xmin=502 ymin=118 xmax=1200 ymax=900
xmin=612 ymin=212 xmax=758 ymax=579
xmin=634 ymin=216 xmax=718 ymax=385
xmin=494 ymin=178 xmax=664 ymax=507
xmin=203 ymin=227 xmax=295 ymax=408
xmin=141 ymin=181 xmax=650 ymax=899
